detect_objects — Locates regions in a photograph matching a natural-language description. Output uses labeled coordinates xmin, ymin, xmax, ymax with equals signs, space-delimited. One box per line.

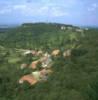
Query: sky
xmin=0 ymin=0 xmax=98 ymax=26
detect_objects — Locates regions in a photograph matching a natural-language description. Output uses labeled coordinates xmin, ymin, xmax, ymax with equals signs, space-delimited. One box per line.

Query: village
xmin=18 ymin=48 xmax=72 ymax=85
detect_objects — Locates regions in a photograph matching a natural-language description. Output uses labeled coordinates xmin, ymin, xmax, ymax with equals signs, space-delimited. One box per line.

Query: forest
xmin=0 ymin=23 xmax=98 ymax=100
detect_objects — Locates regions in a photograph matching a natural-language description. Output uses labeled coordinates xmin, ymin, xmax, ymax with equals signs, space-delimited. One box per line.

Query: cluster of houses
xmin=19 ymin=48 xmax=72 ymax=85
xmin=61 ymin=26 xmax=88 ymax=33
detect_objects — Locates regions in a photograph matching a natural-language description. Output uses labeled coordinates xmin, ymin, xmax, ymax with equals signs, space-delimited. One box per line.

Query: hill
xmin=0 ymin=23 xmax=83 ymax=49
xmin=0 ymin=23 xmax=98 ymax=100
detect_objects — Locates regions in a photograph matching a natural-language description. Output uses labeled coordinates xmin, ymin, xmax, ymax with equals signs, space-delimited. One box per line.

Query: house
xmin=19 ymin=69 xmax=53 ymax=85
xmin=39 ymin=52 xmax=53 ymax=68
xmin=37 ymin=50 xmax=43 ymax=56
xmin=61 ymin=26 xmax=66 ymax=30
xmin=63 ymin=49 xmax=71 ymax=58
xmin=31 ymin=50 xmax=43 ymax=56
xmin=31 ymin=50 xmax=38 ymax=56
xmin=30 ymin=60 xmax=40 ymax=69
xmin=23 ymin=50 xmax=32 ymax=55
xmin=19 ymin=74 xmax=37 ymax=85
xmin=51 ymin=49 xmax=60 ymax=56
xmin=20 ymin=63 xmax=27 ymax=69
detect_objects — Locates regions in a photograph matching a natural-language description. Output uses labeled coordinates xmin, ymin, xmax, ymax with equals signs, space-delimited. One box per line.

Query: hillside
xmin=0 ymin=23 xmax=98 ymax=100
xmin=0 ymin=23 xmax=81 ymax=49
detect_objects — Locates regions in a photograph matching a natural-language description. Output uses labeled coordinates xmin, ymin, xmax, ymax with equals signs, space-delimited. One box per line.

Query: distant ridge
xmin=0 ymin=24 xmax=19 ymax=28
xmin=79 ymin=25 xmax=98 ymax=29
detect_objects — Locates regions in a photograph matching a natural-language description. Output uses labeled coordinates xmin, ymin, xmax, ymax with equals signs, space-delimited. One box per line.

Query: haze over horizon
xmin=0 ymin=0 xmax=98 ymax=26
